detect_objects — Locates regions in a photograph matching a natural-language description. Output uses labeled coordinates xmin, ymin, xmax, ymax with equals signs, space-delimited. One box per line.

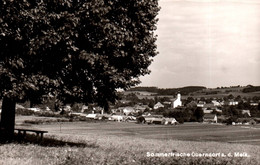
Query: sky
xmin=139 ymin=0 xmax=260 ymax=88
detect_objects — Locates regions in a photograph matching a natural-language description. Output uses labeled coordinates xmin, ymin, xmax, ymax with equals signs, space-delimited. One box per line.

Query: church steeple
xmin=177 ymin=93 xmax=181 ymax=100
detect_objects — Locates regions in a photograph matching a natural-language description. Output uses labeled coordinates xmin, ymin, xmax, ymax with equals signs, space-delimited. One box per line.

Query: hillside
xmin=128 ymin=86 xmax=206 ymax=96
xmin=126 ymin=85 xmax=260 ymax=99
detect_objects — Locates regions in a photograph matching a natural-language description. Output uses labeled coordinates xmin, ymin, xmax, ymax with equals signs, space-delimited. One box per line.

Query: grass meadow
xmin=1 ymin=117 xmax=260 ymax=165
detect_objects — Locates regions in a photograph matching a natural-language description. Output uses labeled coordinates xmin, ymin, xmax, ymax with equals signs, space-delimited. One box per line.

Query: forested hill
xmin=242 ymin=86 xmax=260 ymax=93
xmin=128 ymin=86 xmax=206 ymax=95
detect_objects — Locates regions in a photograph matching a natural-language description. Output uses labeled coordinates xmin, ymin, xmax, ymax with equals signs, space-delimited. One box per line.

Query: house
xmin=203 ymin=114 xmax=218 ymax=123
xmin=123 ymin=107 xmax=135 ymax=116
xmin=81 ymin=105 xmax=88 ymax=112
xmin=86 ymin=114 xmax=97 ymax=119
xmin=250 ymin=102 xmax=259 ymax=106
xmin=134 ymin=104 xmax=149 ymax=112
xmin=197 ymin=101 xmax=206 ymax=107
xmin=203 ymin=109 xmax=213 ymax=114
xmin=164 ymin=118 xmax=178 ymax=125
xmin=203 ymin=107 xmax=222 ymax=114
xmin=154 ymin=102 xmax=164 ymax=109
xmin=27 ymin=108 xmax=41 ymax=112
xmin=228 ymin=99 xmax=238 ymax=106
xmin=172 ymin=93 xmax=182 ymax=108
xmin=109 ymin=115 xmax=124 ymax=122
xmin=203 ymin=103 xmax=215 ymax=109
xmin=242 ymin=110 xmax=251 ymax=116
xmin=212 ymin=100 xmax=221 ymax=107
xmin=144 ymin=115 xmax=164 ymax=124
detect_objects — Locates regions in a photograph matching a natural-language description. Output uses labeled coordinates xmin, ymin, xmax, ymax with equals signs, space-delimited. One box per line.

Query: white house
xmin=154 ymin=102 xmax=164 ymax=109
xmin=250 ymin=102 xmax=258 ymax=106
xmin=173 ymin=93 xmax=182 ymax=108
xmin=197 ymin=101 xmax=206 ymax=107
xmin=164 ymin=118 xmax=178 ymax=125
xmin=242 ymin=110 xmax=251 ymax=116
xmin=228 ymin=100 xmax=238 ymax=106
xmin=123 ymin=107 xmax=135 ymax=115
xmin=212 ymin=100 xmax=221 ymax=107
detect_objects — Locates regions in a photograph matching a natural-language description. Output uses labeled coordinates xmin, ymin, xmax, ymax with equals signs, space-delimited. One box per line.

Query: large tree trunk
xmin=0 ymin=97 xmax=16 ymax=142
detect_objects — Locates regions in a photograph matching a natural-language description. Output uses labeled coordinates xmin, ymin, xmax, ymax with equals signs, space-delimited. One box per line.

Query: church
xmin=173 ymin=93 xmax=182 ymax=108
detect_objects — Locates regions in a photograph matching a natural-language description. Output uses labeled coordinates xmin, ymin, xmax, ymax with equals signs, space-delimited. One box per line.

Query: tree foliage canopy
xmin=0 ymin=0 xmax=160 ymax=109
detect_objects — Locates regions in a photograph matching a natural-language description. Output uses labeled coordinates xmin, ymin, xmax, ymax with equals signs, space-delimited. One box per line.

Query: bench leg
xmin=17 ymin=130 xmax=22 ymax=142
xmin=35 ymin=133 xmax=44 ymax=141
xmin=40 ymin=133 xmax=43 ymax=141
xmin=35 ymin=132 xmax=39 ymax=141
xmin=22 ymin=131 xmax=26 ymax=140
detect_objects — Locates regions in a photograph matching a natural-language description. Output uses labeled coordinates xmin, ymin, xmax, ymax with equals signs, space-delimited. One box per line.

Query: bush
xmin=24 ymin=118 xmax=70 ymax=124
xmin=254 ymin=118 xmax=260 ymax=124
xmin=136 ymin=116 xmax=146 ymax=124
xmin=16 ymin=108 xmax=36 ymax=116
xmin=176 ymin=118 xmax=184 ymax=124
xmin=225 ymin=116 xmax=238 ymax=125
xmin=249 ymin=119 xmax=256 ymax=125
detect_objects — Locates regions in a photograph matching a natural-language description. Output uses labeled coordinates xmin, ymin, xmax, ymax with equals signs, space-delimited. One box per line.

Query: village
xmin=11 ymin=86 xmax=260 ymax=126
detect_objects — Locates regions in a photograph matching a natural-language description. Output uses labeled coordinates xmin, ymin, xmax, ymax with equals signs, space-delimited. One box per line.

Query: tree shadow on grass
xmin=1 ymin=133 xmax=99 ymax=148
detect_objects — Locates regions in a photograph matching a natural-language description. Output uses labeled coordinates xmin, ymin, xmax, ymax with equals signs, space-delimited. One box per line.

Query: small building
xmin=86 ymin=114 xmax=97 ymax=119
xmin=154 ymin=102 xmax=164 ymax=110
xmin=203 ymin=103 xmax=215 ymax=109
xmin=123 ymin=107 xmax=135 ymax=116
xmin=164 ymin=118 xmax=178 ymax=125
xmin=203 ymin=114 xmax=218 ymax=123
xmin=212 ymin=100 xmax=221 ymax=107
xmin=250 ymin=102 xmax=259 ymax=106
xmin=134 ymin=104 xmax=149 ymax=112
xmin=242 ymin=110 xmax=251 ymax=117
xmin=197 ymin=101 xmax=206 ymax=107
xmin=228 ymin=100 xmax=239 ymax=106
xmin=81 ymin=105 xmax=88 ymax=112
xmin=203 ymin=109 xmax=213 ymax=114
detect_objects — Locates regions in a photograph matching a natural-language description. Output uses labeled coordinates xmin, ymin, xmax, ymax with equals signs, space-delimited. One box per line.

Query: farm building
xmin=143 ymin=115 xmax=178 ymax=125
xmin=203 ymin=114 xmax=218 ymax=123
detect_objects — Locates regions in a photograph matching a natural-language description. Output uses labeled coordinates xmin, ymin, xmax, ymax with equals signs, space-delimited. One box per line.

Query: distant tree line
xmin=129 ymin=86 xmax=206 ymax=95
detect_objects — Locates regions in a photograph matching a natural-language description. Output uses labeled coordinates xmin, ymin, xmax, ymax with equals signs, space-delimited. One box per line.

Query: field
xmin=31 ymin=121 xmax=260 ymax=146
xmin=1 ymin=116 xmax=259 ymax=164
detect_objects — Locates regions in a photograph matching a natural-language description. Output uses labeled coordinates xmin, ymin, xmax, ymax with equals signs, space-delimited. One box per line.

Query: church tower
xmin=173 ymin=93 xmax=182 ymax=108
xmin=177 ymin=93 xmax=181 ymax=100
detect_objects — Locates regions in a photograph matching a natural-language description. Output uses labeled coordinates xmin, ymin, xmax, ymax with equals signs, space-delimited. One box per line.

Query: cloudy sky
xmin=139 ymin=0 xmax=260 ymax=88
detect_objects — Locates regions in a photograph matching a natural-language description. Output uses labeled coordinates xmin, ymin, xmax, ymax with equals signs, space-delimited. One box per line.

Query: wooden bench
xmin=15 ymin=128 xmax=48 ymax=141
